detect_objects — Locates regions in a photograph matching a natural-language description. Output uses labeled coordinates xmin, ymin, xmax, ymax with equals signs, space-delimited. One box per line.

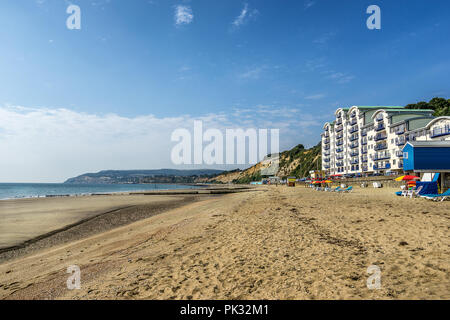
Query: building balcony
xmin=362 ymin=166 xmax=369 ymax=172
xmin=324 ymin=139 xmax=330 ymax=144
xmin=376 ymin=114 xmax=384 ymax=121
xmin=350 ymin=159 xmax=359 ymax=165
xmin=324 ymin=158 xmax=330 ymax=163
xmin=337 ymin=162 xmax=344 ymax=167
xmin=349 ymin=135 xmax=358 ymax=142
xmin=374 ymin=154 xmax=390 ymax=161
xmin=361 ymin=157 xmax=368 ymax=163
xmin=361 ymin=149 xmax=368 ymax=154
xmin=336 ymin=140 xmax=343 ymax=146
xmin=324 ymin=165 xmax=330 ymax=169
xmin=335 ymin=126 xmax=343 ymax=133
xmin=375 ymin=163 xmax=391 ymax=170
xmin=324 ymin=146 xmax=330 ymax=151
xmin=324 ymin=131 xmax=330 ymax=138
xmin=350 ymin=127 xmax=358 ymax=134
xmin=336 ymin=155 xmax=344 ymax=160
xmin=374 ymin=134 xmax=387 ymax=141
xmin=361 ymin=130 xmax=367 ymax=137
xmin=350 ymin=151 xmax=359 ymax=157
xmin=336 ymin=148 xmax=344 ymax=153
xmin=375 ymin=143 xmax=387 ymax=151
xmin=336 ymin=133 xmax=343 ymax=139
xmin=336 ymin=118 xmax=342 ymax=125
xmin=361 ymin=140 xmax=367 ymax=145
xmin=396 ymin=139 xmax=406 ymax=146
xmin=395 ymin=128 xmax=405 ymax=135
xmin=431 ymin=125 xmax=450 ymax=138
xmin=350 ymin=119 xmax=357 ymax=126
xmin=350 ymin=142 xmax=359 ymax=149
xmin=396 ymin=150 xmax=403 ymax=157
xmin=375 ymin=124 xmax=385 ymax=131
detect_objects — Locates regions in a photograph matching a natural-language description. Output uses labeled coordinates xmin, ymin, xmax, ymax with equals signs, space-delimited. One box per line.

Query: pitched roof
xmin=407 ymin=141 xmax=450 ymax=148
xmin=357 ymin=106 xmax=404 ymax=109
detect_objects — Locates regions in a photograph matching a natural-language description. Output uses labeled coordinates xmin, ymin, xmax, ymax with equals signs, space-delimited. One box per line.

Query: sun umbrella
xmin=395 ymin=175 xmax=420 ymax=181
xmin=312 ymin=181 xmax=322 ymax=184
xmin=323 ymin=180 xmax=333 ymax=183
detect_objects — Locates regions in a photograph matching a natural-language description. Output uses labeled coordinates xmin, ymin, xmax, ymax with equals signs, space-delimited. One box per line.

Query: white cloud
xmin=232 ymin=3 xmax=259 ymax=28
xmin=0 ymin=105 xmax=323 ymax=182
xmin=304 ymin=1 xmax=316 ymax=9
xmin=325 ymin=72 xmax=355 ymax=84
xmin=238 ymin=66 xmax=264 ymax=79
xmin=313 ymin=32 xmax=336 ymax=44
xmin=305 ymin=93 xmax=326 ymax=100
xmin=174 ymin=5 xmax=194 ymax=26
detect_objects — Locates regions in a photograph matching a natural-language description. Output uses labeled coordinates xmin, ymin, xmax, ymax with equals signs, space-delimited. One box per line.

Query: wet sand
xmin=0 ymin=193 xmax=216 ymax=262
xmin=0 ymin=186 xmax=449 ymax=299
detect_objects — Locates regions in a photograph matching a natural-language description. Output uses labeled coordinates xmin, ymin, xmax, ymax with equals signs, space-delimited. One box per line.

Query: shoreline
xmin=0 ymin=184 xmax=252 ymax=201
xmin=0 ymin=183 xmax=209 ymax=202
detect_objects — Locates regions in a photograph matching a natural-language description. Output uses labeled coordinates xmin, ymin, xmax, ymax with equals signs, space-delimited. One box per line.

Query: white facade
xmin=321 ymin=106 xmax=438 ymax=175
xmin=409 ymin=116 xmax=450 ymax=142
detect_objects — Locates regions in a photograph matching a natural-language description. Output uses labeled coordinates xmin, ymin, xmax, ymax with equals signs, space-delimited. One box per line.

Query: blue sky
xmin=0 ymin=0 xmax=449 ymax=182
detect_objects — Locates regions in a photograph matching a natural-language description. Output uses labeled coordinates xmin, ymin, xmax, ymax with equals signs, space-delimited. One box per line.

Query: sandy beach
xmin=0 ymin=185 xmax=449 ymax=300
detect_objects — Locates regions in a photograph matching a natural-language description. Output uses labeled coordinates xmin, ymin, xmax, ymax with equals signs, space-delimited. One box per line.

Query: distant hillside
xmin=64 ymin=169 xmax=224 ymax=184
xmin=405 ymin=97 xmax=450 ymax=117
xmin=210 ymin=143 xmax=322 ymax=184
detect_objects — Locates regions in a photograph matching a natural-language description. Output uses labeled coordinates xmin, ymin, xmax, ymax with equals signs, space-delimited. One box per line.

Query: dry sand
xmin=0 ymin=186 xmax=449 ymax=299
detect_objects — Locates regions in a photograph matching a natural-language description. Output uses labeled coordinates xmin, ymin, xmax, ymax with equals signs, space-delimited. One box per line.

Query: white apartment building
xmin=320 ymin=106 xmax=446 ymax=176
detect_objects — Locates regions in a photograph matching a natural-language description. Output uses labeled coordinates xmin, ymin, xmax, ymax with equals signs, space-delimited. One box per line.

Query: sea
xmin=0 ymin=183 xmax=201 ymax=200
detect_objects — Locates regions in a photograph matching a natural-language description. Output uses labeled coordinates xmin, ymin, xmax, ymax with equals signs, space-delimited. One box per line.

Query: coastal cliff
xmin=209 ymin=143 xmax=322 ymax=184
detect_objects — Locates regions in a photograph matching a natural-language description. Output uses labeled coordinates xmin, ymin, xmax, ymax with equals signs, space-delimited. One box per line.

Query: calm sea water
xmin=0 ymin=183 xmax=200 ymax=200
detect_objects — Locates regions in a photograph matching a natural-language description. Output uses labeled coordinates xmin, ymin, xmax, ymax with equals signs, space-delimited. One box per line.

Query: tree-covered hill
xmin=405 ymin=97 xmax=450 ymax=117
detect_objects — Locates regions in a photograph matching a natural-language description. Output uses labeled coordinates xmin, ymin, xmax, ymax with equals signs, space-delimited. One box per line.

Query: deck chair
xmin=338 ymin=186 xmax=352 ymax=193
xmin=342 ymin=186 xmax=353 ymax=193
xmin=421 ymin=189 xmax=450 ymax=202
xmin=408 ymin=186 xmax=423 ymax=199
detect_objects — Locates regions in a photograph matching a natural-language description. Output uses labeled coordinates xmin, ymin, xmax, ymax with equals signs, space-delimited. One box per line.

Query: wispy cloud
xmin=325 ymin=72 xmax=355 ymax=84
xmin=232 ymin=3 xmax=259 ymax=28
xmin=177 ymin=65 xmax=192 ymax=80
xmin=305 ymin=93 xmax=326 ymax=100
xmin=313 ymin=32 xmax=336 ymax=45
xmin=174 ymin=5 xmax=194 ymax=26
xmin=303 ymin=58 xmax=355 ymax=84
xmin=238 ymin=66 xmax=264 ymax=80
xmin=304 ymin=1 xmax=316 ymax=10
